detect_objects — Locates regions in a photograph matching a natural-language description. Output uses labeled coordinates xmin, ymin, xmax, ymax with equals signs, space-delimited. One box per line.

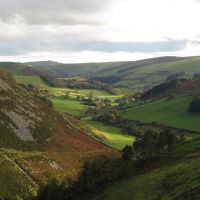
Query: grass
xmin=50 ymin=98 xmax=87 ymax=116
xmin=15 ymin=76 xmax=50 ymax=88
xmin=82 ymin=118 xmax=135 ymax=150
xmin=174 ymin=137 xmax=200 ymax=156
xmin=121 ymin=95 xmax=200 ymax=132
xmin=79 ymin=137 xmax=200 ymax=200
xmin=50 ymin=87 xmax=117 ymax=98
xmin=80 ymin=156 xmax=200 ymax=200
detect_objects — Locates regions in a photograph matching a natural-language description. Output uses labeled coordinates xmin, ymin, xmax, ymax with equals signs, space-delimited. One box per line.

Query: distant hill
xmin=1 ymin=56 xmax=200 ymax=89
xmin=25 ymin=60 xmax=131 ymax=78
xmin=90 ymin=56 xmax=200 ymax=88
xmin=0 ymin=62 xmax=38 ymax=76
xmin=142 ymin=77 xmax=200 ymax=100
xmin=25 ymin=56 xmax=200 ymax=89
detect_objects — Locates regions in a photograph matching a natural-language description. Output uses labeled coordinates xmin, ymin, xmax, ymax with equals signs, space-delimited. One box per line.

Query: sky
xmin=0 ymin=0 xmax=200 ymax=63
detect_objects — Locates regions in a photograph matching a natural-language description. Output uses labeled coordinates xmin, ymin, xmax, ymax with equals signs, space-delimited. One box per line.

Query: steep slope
xmin=0 ymin=69 xmax=107 ymax=151
xmin=142 ymin=78 xmax=200 ymax=100
xmin=79 ymin=139 xmax=200 ymax=200
xmin=0 ymin=69 xmax=118 ymax=199
xmin=80 ymin=156 xmax=200 ymax=200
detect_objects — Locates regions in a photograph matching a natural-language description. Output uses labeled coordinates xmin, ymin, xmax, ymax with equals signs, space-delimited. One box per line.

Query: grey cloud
xmin=0 ymin=37 xmax=189 ymax=56
xmin=0 ymin=0 xmax=115 ymax=25
xmin=71 ymin=39 xmax=188 ymax=53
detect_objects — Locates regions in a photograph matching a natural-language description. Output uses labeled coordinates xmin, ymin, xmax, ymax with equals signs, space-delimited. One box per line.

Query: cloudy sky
xmin=0 ymin=0 xmax=200 ymax=63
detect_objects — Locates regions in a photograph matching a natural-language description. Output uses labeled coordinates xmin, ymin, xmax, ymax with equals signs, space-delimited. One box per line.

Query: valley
xmin=0 ymin=56 xmax=200 ymax=200
xmin=1 ymin=1 xmax=200 ymax=199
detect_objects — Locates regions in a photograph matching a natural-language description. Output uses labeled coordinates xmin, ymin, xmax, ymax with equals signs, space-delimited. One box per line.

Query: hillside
xmin=91 ymin=56 xmax=200 ymax=88
xmin=2 ymin=56 xmax=200 ymax=90
xmin=77 ymin=138 xmax=200 ymax=200
xmin=0 ymin=69 xmax=119 ymax=199
xmin=121 ymin=95 xmax=200 ymax=132
xmin=80 ymin=153 xmax=200 ymax=200
xmin=142 ymin=78 xmax=200 ymax=99
xmin=0 ymin=62 xmax=39 ymax=76
xmin=0 ymin=70 xmax=81 ymax=149
xmin=25 ymin=61 xmax=127 ymax=77
xmin=25 ymin=56 xmax=200 ymax=89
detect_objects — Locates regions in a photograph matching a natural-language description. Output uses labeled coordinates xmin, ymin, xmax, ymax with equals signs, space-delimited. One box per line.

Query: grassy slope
xmin=80 ymin=139 xmax=200 ymax=200
xmin=82 ymin=118 xmax=134 ymax=150
xmin=0 ymin=62 xmax=27 ymax=75
xmin=26 ymin=61 xmax=134 ymax=76
xmin=15 ymin=76 xmax=49 ymax=88
xmin=121 ymin=95 xmax=200 ymax=132
xmin=93 ymin=57 xmax=200 ymax=87
xmin=81 ymin=157 xmax=200 ymax=200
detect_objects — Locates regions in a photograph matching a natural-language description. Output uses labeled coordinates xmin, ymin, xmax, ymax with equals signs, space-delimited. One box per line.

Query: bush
xmin=188 ymin=98 xmax=200 ymax=113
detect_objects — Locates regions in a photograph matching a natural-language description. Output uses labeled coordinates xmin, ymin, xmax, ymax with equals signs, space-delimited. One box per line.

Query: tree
xmin=179 ymin=134 xmax=186 ymax=143
xmin=76 ymin=95 xmax=81 ymax=101
xmin=188 ymin=97 xmax=200 ymax=113
xmin=157 ymin=131 xmax=167 ymax=156
xmin=122 ymin=145 xmax=134 ymax=161
xmin=88 ymin=91 xmax=94 ymax=102
xmin=165 ymin=129 xmax=177 ymax=158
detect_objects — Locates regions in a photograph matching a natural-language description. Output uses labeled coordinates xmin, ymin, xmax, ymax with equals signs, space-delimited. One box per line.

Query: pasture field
xmin=50 ymin=98 xmax=87 ymax=116
xmin=14 ymin=75 xmax=121 ymax=102
xmin=121 ymin=95 xmax=200 ymax=132
xmin=82 ymin=117 xmax=135 ymax=150
xmin=50 ymin=87 xmax=120 ymax=99
xmin=15 ymin=76 xmax=50 ymax=88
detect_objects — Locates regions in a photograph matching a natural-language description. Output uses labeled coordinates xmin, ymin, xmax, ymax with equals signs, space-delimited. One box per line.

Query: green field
xmin=14 ymin=75 xmax=120 ymax=101
xmin=121 ymin=95 xmax=200 ymax=132
xmin=50 ymin=95 xmax=134 ymax=150
xmin=50 ymin=87 xmax=119 ymax=99
xmin=15 ymin=76 xmax=49 ymax=88
xmin=50 ymin=98 xmax=87 ymax=116
xmin=82 ymin=118 xmax=135 ymax=150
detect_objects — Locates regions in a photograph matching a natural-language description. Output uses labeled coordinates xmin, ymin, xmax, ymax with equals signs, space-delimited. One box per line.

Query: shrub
xmin=188 ymin=98 xmax=200 ymax=113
